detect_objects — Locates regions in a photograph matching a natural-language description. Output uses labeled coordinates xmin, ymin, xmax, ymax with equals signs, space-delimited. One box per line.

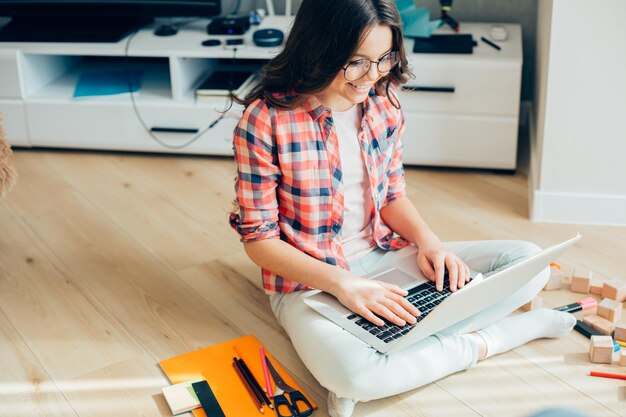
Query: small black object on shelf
xmin=207 ymin=15 xmax=250 ymax=35
xmin=201 ymin=39 xmax=221 ymax=47
xmin=412 ymin=34 xmax=475 ymax=54
xmin=154 ymin=24 xmax=178 ymax=36
xmin=253 ymin=28 xmax=284 ymax=47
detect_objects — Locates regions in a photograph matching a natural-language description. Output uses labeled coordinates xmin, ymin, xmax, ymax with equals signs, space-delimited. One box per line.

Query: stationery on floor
xmin=589 ymin=371 xmax=626 ymax=381
xmin=264 ymin=353 xmax=314 ymax=417
xmin=232 ymin=348 xmax=272 ymax=413
xmin=161 ymin=377 xmax=204 ymax=415
xmin=159 ymin=335 xmax=317 ymax=417
xmin=232 ymin=357 xmax=264 ymax=413
xmin=260 ymin=345 xmax=273 ymax=395
xmin=192 ymin=380 xmax=226 ymax=417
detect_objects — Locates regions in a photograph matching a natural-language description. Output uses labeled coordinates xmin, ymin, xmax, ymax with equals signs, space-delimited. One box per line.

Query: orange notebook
xmin=159 ymin=335 xmax=318 ymax=417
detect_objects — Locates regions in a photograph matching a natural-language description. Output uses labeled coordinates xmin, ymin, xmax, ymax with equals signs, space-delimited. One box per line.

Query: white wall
xmin=531 ymin=0 xmax=626 ymax=225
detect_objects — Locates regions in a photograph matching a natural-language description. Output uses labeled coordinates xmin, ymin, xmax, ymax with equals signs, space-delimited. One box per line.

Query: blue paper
xmin=73 ymin=71 xmax=142 ymax=98
xmin=395 ymin=0 xmax=441 ymax=38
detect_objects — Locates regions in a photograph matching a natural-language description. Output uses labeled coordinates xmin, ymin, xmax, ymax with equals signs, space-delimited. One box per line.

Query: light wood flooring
xmin=1 ymin=149 xmax=625 ymax=417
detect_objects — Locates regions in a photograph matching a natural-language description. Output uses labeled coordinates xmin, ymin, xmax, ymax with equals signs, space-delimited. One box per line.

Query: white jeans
xmin=269 ymin=240 xmax=549 ymax=402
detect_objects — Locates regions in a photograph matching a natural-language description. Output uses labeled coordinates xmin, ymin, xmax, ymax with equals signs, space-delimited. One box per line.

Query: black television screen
xmin=0 ymin=0 xmax=221 ymax=18
xmin=0 ymin=0 xmax=222 ymax=42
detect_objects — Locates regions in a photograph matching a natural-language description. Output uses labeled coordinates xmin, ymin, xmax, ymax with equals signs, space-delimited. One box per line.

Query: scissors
xmin=264 ymin=355 xmax=314 ymax=417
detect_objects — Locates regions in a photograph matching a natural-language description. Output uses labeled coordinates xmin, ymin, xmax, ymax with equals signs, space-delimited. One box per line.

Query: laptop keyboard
xmin=346 ymin=278 xmax=454 ymax=344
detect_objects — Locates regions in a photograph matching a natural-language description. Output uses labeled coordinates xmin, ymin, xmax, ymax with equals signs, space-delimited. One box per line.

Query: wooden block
xmin=583 ymin=314 xmax=616 ymax=336
xmin=520 ymin=295 xmax=543 ymax=312
xmin=597 ymin=298 xmax=623 ymax=324
xmin=590 ymin=278 xmax=606 ymax=295
xmin=615 ymin=321 xmax=626 ymax=342
xmin=589 ymin=335 xmax=614 ymax=364
xmin=620 ymin=350 xmax=626 ymax=366
xmin=571 ymin=275 xmax=591 ymax=293
xmin=602 ymin=278 xmax=626 ymax=302
xmin=543 ymin=266 xmax=562 ymax=291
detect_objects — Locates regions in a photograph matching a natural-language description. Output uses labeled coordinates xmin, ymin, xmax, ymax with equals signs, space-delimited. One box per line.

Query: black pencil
xmin=480 ymin=36 xmax=501 ymax=51
xmin=232 ymin=361 xmax=264 ymax=413
xmin=233 ymin=356 xmax=267 ymax=405
xmin=237 ymin=357 xmax=273 ymax=409
xmin=233 ymin=357 xmax=265 ymax=407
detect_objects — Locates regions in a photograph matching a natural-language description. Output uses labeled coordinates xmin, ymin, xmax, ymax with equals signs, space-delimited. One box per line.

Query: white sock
xmin=327 ymin=392 xmax=356 ymax=417
xmin=476 ymin=308 xmax=576 ymax=358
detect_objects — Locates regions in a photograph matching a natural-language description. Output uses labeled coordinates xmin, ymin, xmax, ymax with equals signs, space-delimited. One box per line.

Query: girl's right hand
xmin=331 ymin=274 xmax=420 ymax=327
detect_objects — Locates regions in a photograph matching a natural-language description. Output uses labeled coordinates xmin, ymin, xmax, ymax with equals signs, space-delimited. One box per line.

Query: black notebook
xmin=195 ymin=70 xmax=256 ymax=97
xmin=412 ymin=34 xmax=475 ymax=54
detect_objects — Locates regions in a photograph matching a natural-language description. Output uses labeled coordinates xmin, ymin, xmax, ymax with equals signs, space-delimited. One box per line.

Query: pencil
xmin=480 ymin=36 xmax=501 ymax=51
xmin=615 ymin=340 xmax=626 ymax=347
xmin=233 ymin=357 xmax=265 ymax=407
xmin=233 ymin=361 xmax=264 ymax=413
xmin=238 ymin=357 xmax=273 ymax=409
xmin=260 ymin=346 xmax=273 ymax=396
xmin=589 ymin=371 xmax=626 ymax=381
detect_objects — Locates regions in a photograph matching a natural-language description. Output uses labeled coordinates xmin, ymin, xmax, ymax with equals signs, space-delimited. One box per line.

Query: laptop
xmin=303 ymin=234 xmax=581 ymax=354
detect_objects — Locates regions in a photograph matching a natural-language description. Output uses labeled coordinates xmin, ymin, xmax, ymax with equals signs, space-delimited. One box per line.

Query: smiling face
xmin=317 ymin=24 xmax=394 ymax=112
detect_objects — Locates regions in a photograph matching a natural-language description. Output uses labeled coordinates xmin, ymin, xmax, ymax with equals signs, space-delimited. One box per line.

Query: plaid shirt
xmin=229 ymin=88 xmax=410 ymax=293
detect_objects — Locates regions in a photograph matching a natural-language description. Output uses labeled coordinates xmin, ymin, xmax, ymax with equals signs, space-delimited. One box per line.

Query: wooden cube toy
xmin=520 ymin=295 xmax=543 ymax=312
xmin=620 ymin=350 xmax=626 ymax=366
xmin=544 ymin=264 xmax=563 ymax=291
xmin=602 ymin=278 xmax=626 ymax=302
xmin=571 ymin=274 xmax=591 ymax=294
xmin=583 ymin=314 xmax=616 ymax=336
xmin=615 ymin=321 xmax=626 ymax=342
xmin=590 ymin=278 xmax=606 ymax=295
xmin=597 ymin=298 xmax=623 ymax=324
xmin=590 ymin=335 xmax=614 ymax=364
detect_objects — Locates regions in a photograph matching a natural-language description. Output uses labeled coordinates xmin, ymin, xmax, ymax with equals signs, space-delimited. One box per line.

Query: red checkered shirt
xmin=229 ymin=88 xmax=410 ymax=293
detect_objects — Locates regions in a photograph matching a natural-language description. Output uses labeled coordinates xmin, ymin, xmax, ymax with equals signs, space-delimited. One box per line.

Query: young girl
xmin=230 ymin=1 xmax=575 ymax=416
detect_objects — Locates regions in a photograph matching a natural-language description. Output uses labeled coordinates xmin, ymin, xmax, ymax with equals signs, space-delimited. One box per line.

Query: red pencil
xmin=589 ymin=371 xmax=626 ymax=381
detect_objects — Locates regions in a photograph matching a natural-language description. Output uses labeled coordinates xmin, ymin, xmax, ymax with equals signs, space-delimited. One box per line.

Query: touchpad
xmin=370 ymin=268 xmax=423 ymax=289
xmin=395 ymin=255 xmax=429 ymax=281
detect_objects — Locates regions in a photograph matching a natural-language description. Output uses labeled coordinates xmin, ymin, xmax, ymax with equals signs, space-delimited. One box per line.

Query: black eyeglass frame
xmin=341 ymin=51 xmax=401 ymax=82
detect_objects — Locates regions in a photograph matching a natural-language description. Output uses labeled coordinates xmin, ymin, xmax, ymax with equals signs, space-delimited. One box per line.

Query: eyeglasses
xmin=342 ymin=51 xmax=400 ymax=82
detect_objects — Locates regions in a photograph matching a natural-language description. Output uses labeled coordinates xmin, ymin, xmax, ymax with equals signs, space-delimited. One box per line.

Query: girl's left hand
xmin=417 ymin=239 xmax=470 ymax=292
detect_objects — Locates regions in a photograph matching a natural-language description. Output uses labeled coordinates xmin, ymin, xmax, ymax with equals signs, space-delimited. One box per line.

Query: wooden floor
xmin=1 ymin=149 xmax=625 ymax=417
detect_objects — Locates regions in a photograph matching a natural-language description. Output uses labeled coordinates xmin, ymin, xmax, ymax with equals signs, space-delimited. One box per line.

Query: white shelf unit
xmin=399 ymin=23 xmax=523 ymax=170
xmin=0 ymin=16 xmax=291 ymax=154
xmin=0 ymin=18 xmax=522 ymax=169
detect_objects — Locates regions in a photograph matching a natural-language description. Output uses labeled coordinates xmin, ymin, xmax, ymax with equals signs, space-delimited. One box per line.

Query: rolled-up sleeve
xmin=229 ymin=100 xmax=281 ymax=242
xmin=384 ymin=108 xmax=407 ymax=205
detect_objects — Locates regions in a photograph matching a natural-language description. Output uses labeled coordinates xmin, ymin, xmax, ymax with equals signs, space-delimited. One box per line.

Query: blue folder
xmin=73 ymin=70 xmax=142 ymax=98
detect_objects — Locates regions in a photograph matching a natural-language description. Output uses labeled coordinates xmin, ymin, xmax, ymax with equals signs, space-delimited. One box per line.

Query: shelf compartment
xmin=22 ymin=54 xmax=173 ymax=103
xmin=171 ymin=56 xmax=265 ymax=101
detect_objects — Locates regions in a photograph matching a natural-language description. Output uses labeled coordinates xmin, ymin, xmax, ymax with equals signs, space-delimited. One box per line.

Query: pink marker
xmin=554 ymin=296 xmax=597 ymax=313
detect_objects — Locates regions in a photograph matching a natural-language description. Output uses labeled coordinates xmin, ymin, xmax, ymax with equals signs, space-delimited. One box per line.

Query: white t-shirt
xmin=332 ymin=105 xmax=376 ymax=262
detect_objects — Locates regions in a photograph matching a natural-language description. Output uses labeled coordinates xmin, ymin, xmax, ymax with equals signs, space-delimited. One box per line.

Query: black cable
xmin=123 ymin=26 xmax=236 ymax=150
xmin=231 ymin=0 xmax=242 ymax=15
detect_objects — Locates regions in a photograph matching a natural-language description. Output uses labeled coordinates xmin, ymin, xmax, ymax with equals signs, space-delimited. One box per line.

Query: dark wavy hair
xmin=233 ymin=0 xmax=413 ymax=110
